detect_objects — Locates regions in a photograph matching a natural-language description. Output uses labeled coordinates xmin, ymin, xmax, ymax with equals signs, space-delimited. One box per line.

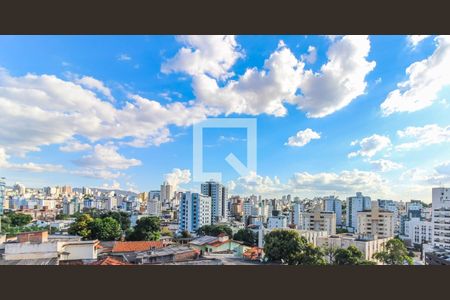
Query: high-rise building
xmin=178 ymin=192 xmax=211 ymax=233
xmin=0 ymin=177 xmax=6 ymax=217
xmin=149 ymin=190 xmax=161 ymax=201
xmin=201 ymin=180 xmax=228 ymax=223
xmin=160 ymin=182 xmax=174 ymax=203
xmin=82 ymin=186 xmax=92 ymax=196
xmin=357 ymin=201 xmax=395 ymax=238
xmin=13 ymin=183 xmax=26 ymax=196
xmin=404 ymin=217 xmax=433 ymax=246
xmin=298 ymin=204 xmax=336 ymax=235
xmin=61 ymin=185 xmax=72 ymax=195
xmin=323 ymin=196 xmax=342 ymax=226
xmin=432 ymin=187 xmax=450 ymax=250
xmin=346 ymin=192 xmax=372 ymax=231
xmin=147 ymin=198 xmax=162 ymax=216
xmin=293 ymin=201 xmax=304 ymax=226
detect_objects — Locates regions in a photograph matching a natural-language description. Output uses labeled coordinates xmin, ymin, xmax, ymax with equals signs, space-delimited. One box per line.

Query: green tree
xmin=9 ymin=213 xmax=33 ymax=227
xmin=101 ymin=211 xmax=131 ymax=231
xmin=373 ymin=238 xmax=413 ymax=265
xmin=290 ymin=243 xmax=327 ymax=265
xmin=233 ymin=228 xmax=257 ymax=246
xmin=68 ymin=214 xmax=94 ymax=239
xmin=333 ymin=246 xmax=364 ymax=265
xmin=197 ymin=225 xmax=233 ymax=238
xmin=180 ymin=230 xmax=192 ymax=238
xmin=55 ymin=213 xmax=69 ymax=220
xmin=126 ymin=216 xmax=161 ymax=241
xmin=263 ymin=229 xmax=304 ymax=263
xmin=160 ymin=227 xmax=174 ymax=237
xmin=88 ymin=217 xmax=122 ymax=241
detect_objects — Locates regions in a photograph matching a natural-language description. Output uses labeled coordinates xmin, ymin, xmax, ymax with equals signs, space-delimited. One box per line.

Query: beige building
xmin=317 ymin=233 xmax=392 ymax=262
xmin=357 ymin=201 xmax=394 ymax=238
xmin=297 ymin=204 xmax=336 ymax=235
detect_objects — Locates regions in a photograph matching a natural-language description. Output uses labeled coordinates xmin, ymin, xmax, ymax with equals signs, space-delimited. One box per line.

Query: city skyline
xmin=1 ymin=35 xmax=450 ymax=202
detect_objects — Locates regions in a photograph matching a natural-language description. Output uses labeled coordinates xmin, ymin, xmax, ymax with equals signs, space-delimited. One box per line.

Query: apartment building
xmin=357 ymin=201 xmax=394 ymax=238
xmin=297 ymin=204 xmax=336 ymax=235
xmin=432 ymin=187 xmax=450 ymax=250
xmin=178 ymin=192 xmax=212 ymax=233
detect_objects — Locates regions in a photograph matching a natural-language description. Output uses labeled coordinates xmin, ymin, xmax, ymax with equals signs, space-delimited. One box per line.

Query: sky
xmin=0 ymin=35 xmax=449 ymax=202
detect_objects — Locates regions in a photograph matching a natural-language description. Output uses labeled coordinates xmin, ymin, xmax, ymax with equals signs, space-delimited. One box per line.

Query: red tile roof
xmin=111 ymin=241 xmax=165 ymax=253
xmin=90 ymin=257 xmax=130 ymax=266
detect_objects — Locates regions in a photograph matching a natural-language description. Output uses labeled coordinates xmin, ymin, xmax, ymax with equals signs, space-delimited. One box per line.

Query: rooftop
xmin=111 ymin=241 xmax=165 ymax=253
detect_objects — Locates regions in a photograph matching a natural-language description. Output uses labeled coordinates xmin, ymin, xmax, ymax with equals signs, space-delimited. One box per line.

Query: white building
xmin=317 ymin=233 xmax=392 ymax=262
xmin=201 ymin=180 xmax=228 ymax=223
xmin=432 ymin=187 xmax=450 ymax=250
xmin=323 ymin=196 xmax=342 ymax=226
xmin=160 ymin=182 xmax=174 ymax=204
xmin=346 ymin=192 xmax=371 ymax=231
xmin=404 ymin=217 xmax=433 ymax=246
xmin=178 ymin=192 xmax=212 ymax=233
xmin=0 ymin=177 xmax=5 ymax=217
xmin=293 ymin=201 xmax=304 ymax=227
xmin=267 ymin=215 xmax=288 ymax=230
xmin=147 ymin=198 xmax=162 ymax=217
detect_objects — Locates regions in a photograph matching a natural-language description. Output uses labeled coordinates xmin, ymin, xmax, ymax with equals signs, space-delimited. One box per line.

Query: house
xmin=0 ymin=231 xmax=99 ymax=264
xmin=135 ymin=245 xmax=200 ymax=264
xmin=189 ymin=234 xmax=247 ymax=255
xmin=89 ymin=256 xmax=131 ymax=265
xmin=111 ymin=241 xmax=165 ymax=254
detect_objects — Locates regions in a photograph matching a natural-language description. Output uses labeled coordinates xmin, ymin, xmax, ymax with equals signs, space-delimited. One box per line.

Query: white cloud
xmin=101 ymin=180 xmax=121 ymax=190
xmin=168 ymin=35 xmax=375 ymax=119
xmin=301 ymin=46 xmax=317 ymax=64
xmin=192 ymin=43 xmax=304 ymax=117
xmin=368 ymin=159 xmax=403 ymax=172
xmin=164 ymin=168 xmax=191 ymax=189
xmin=406 ymin=35 xmax=430 ymax=48
xmin=71 ymin=169 xmax=122 ymax=180
xmin=436 ymin=161 xmax=450 ymax=175
xmin=396 ymin=124 xmax=450 ymax=150
xmin=118 ymin=54 xmax=132 ymax=61
xmin=381 ymin=35 xmax=450 ymax=115
xmin=59 ymin=139 xmax=92 ymax=152
xmin=72 ymin=75 xmax=114 ymax=101
xmin=285 ymin=128 xmax=321 ymax=147
xmin=75 ymin=144 xmax=141 ymax=170
xmin=228 ymin=169 xmax=390 ymax=198
xmin=0 ymin=147 xmax=64 ymax=173
xmin=293 ymin=35 xmax=376 ymax=118
xmin=400 ymin=165 xmax=450 ymax=186
xmin=348 ymin=134 xmax=391 ymax=158
xmin=0 ymin=68 xmax=209 ymax=157
xmin=161 ymin=35 xmax=244 ymax=80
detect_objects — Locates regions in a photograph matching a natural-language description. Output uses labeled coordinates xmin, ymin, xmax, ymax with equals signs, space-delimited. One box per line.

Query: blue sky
xmin=0 ymin=35 xmax=449 ymax=202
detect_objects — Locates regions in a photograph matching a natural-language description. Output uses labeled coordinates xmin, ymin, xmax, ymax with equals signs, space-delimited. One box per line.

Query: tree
xmin=180 ymin=230 xmax=192 ymax=238
xmin=68 ymin=214 xmax=94 ymax=239
xmin=333 ymin=246 xmax=364 ymax=265
xmin=126 ymin=216 xmax=161 ymax=241
xmin=373 ymin=238 xmax=413 ymax=265
xmin=290 ymin=243 xmax=327 ymax=265
xmin=197 ymin=225 xmax=233 ymax=238
xmin=9 ymin=213 xmax=33 ymax=227
xmin=233 ymin=228 xmax=257 ymax=246
xmin=101 ymin=211 xmax=131 ymax=231
xmin=161 ymin=227 xmax=174 ymax=237
xmin=88 ymin=217 xmax=122 ymax=241
xmin=55 ymin=213 xmax=69 ymax=220
xmin=263 ymin=230 xmax=304 ymax=263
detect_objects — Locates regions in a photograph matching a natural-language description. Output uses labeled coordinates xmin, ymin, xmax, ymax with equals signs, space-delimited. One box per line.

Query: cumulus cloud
xmin=71 ymin=75 xmax=114 ymax=101
xmin=406 ymin=35 xmax=430 ymax=48
xmin=59 ymin=139 xmax=92 ymax=152
xmin=0 ymin=68 xmax=209 ymax=157
xmin=348 ymin=134 xmax=391 ymax=158
xmin=396 ymin=124 xmax=450 ymax=150
xmin=293 ymin=35 xmax=376 ymax=118
xmin=0 ymin=147 xmax=64 ymax=173
xmin=400 ymin=164 xmax=450 ymax=186
xmin=228 ymin=169 xmax=390 ymax=198
xmin=301 ymin=46 xmax=317 ymax=64
xmin=285 ymin=128 xmax=321 ymax=147
xmin=74 ymin=144 xmax=141 ymax=170
xmin=164 ymin=168 xmax=191 ymax=189
xmin=167 ymin=35 xmax=376 ymax=119
xmin=381 ymin=36 xmax=450 ymax=115
xmin=368 ymin=159 xmax=403 ymax=172
xmin=71 ymin=169 xmax=122 ymax=180
xmin=161 ymin=35 xmax=244 ymax=80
